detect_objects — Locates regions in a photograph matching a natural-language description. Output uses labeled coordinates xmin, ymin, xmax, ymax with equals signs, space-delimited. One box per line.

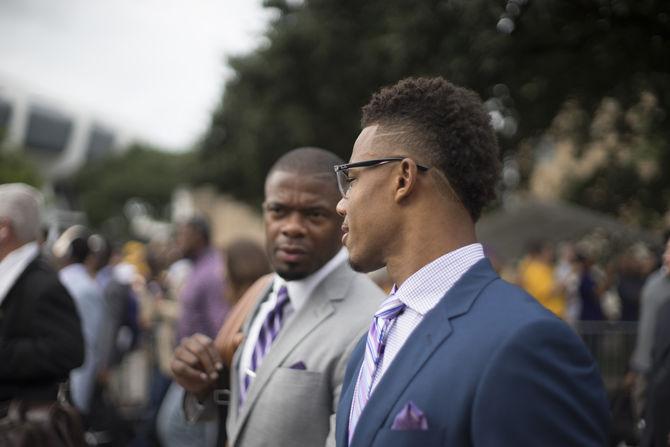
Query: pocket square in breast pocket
xmin=289 ymin=361 xmax=307 ymax=370
xmin=391 ymin=401 xmax=428 ymax=431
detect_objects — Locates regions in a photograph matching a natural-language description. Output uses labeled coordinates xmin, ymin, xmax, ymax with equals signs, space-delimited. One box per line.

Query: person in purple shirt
xmin=175 ymin=216 xmax=229 ymax=341
xmin=157 ymin=216 xmax=229 ymax=447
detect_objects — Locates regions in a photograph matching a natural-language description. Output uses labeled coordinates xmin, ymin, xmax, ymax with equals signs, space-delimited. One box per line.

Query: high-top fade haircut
xmin=361 ymin=77 xmax=501 ymax=222
xmin=266 ymin=147 xmax=344 ymax=195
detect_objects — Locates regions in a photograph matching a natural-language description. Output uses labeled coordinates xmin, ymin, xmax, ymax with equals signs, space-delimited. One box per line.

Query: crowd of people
xmin=509 ymin=234 xmax=670 ymax=445
xmin=0 ymin=187 xmax=272 ymax=446
xmin=512 ymin=238 xmax=665 ymax=326
xmin=1 ymin=77 xmax=668 ymax=446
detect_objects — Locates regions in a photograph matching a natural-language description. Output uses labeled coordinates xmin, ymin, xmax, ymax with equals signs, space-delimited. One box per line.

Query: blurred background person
xmin=0 ymin=183 xmax=84 ymax=413
xmin=157 ymin=216 xmax=229 ymax=447
xmin=144 ymin=240 xmax=183 ymax=406
xmin=97 ymin=241 xmax=143 ymax=385
xmin=173 ymin=217 xmax=229 ymax=342
xmin=629 ymin=231 xmax=670 ymax=420
xmin=517 ymin=239 xmax=566 ymax=319
xmin=640 ymin=297 xmax=670 ymax=447
xmin=91 ymin=239 xmax=145 ymax=446
xmin=554 ymin=242 xmax=580 ymax=326
xmin=130 ymin=239 xmax=179 ymax=447
xmin=616 ymin=244 xmax=655 ymax=322
xmin=574 ymin=250 xmax=610 ymax=322
xmin=146 ymin=234 xmax=193 ymax=406
xmin=223 ymin=238 xmax=271 ymax=304
xmin=52 ymin=225 xmax=107 ymax=424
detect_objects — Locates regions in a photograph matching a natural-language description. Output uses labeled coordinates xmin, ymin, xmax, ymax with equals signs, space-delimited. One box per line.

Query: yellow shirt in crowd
xmin=518 ymin=258 xmax=566 ymax=319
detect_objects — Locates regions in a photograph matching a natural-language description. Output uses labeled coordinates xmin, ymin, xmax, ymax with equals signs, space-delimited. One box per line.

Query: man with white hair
xmin=0 ymin=183 xmax=84 ymax=412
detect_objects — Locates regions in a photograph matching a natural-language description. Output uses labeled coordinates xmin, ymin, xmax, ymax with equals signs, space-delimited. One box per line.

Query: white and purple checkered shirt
xmin=367 ymin=243 xmax=485 ymax=392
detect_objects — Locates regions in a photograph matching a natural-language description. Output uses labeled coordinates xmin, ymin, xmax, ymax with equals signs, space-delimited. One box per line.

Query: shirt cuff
xmin=183 ymin=392 xmax=208 ymax=422
xmin=182 ymin=388 xmax=230 ymax=423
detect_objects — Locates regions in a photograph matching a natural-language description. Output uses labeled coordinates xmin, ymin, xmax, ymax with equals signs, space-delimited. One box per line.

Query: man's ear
xmin=394 ymin=159 xmax=420 ymax=203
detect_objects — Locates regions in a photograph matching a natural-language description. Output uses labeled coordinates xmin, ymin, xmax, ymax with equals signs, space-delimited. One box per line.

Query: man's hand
xmin=171 ymin=333 xmax=224 ymax=399
xmin=623 ymin=371 xmax=637 ymax=391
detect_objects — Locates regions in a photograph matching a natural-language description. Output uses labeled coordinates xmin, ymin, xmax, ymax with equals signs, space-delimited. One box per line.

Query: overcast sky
xmin=0 ymin=0 xmax=272 ymax=150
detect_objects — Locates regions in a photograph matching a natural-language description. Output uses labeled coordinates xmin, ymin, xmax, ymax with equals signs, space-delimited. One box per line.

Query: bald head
xmin=266 ymin=147 xmax=344 ymax=195
xmin=0 ymin=183 xmax=43 ymax=245
xmin=262 ymin=147 xmax=345 ymax=280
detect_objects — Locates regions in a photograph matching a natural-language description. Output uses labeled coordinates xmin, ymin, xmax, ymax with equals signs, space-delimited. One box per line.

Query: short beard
xmin=275 ymin=269 xmax=310 ymax=281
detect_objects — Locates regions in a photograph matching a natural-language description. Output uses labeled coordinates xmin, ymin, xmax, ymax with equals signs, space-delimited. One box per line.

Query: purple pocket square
xmin=289 ymin=361 xmax=307 ymax=370
xmin=391 ymin=401 xmax=429 ymax=431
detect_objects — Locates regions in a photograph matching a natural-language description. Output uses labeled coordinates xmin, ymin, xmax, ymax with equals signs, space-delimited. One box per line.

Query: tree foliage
xmin=0 ymin=150 xmax=42 ymax=187
xmin=562 ymin=93 xmax=670 ymax=228
xmin=197 ymin=0 xmax=670 ymax=212
xmin=70 ymin=145 xmax=194 ymax=229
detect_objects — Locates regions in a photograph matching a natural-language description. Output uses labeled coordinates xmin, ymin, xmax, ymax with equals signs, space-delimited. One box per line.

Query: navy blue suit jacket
xmin=336 ymin=259 xmax=609 ymax=446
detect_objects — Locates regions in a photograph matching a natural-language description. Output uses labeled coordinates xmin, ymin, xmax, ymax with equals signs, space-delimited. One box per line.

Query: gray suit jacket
xmin=211 ymin=261 xmax=382 ymax=447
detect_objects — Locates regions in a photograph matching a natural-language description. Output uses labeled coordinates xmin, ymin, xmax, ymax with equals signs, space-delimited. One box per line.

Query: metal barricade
xmin=575 ymin=321 xmax=638 ymax=391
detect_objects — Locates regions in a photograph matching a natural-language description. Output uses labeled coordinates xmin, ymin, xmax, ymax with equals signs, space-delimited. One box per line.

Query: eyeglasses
xmin=333 ymin=157 xmax=430 ymax=198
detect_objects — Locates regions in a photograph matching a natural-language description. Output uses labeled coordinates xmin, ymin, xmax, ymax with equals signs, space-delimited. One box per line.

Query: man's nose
xmin=336 ymin=198 xmax=347 ymax=217
xmin=281 ymin=212 xmax=307 ymax=237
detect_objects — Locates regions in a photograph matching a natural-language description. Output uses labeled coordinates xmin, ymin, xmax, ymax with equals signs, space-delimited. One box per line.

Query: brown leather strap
xmin=214 ymin=274 xmax=273 ymax=368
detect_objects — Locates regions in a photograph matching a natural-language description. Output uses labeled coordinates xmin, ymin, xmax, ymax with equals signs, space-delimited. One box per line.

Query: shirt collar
xmin=272 ymin=247 xmax=348 ymax=312
xmin=393 ymin=243 xmax=485 ymax=315
xmin=0 ymin=241 xmax=40 ymax=305
xmin=60 ymin=262 xmax=90 ymax=278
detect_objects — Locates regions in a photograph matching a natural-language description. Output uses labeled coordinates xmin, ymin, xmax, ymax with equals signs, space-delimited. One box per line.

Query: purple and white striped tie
xmin=348 ymin=293 xmax=406 ymax=442
xmin=240 ymin=285 xmax=292 ymax=405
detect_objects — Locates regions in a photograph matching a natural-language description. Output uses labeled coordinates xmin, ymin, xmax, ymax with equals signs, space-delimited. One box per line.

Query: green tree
xmin=70 ymin=144 xmax=194 ymax=230
xmin=197 ymin=0 xmax=670 ymax=210
xmin=0 ymin=150 xmax=42 ymax=186
xmin=563 ymin=93 xmax=670 ymax=228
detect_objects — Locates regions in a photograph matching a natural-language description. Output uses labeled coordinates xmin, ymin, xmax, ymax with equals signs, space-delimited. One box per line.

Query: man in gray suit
xmin=171 ymin=148 xmax=383 ymax=447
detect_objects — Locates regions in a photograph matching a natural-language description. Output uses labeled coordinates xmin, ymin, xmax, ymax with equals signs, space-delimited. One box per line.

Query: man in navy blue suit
xmin=333 ymin=77 xmax=609 ymax=447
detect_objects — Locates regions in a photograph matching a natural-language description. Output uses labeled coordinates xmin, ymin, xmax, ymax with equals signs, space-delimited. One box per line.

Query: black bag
xmin=609 ymin=386 xmax=639 ymax=446
xmin=0 ymin=386 xmax=86 ymax=447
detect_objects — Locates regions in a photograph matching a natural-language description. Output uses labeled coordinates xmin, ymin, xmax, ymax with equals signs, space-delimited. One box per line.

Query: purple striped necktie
xmin=240 ymin=285 xmax=292 ymax=405
xmin=348 ymin=293 xmax=406 ymax=442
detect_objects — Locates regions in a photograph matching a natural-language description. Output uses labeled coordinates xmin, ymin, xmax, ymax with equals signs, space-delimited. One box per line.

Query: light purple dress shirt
xmin=368 ymin=243 xmax=485 ymax=392
xmin=177 ymin=247 xmax=229 ymax=341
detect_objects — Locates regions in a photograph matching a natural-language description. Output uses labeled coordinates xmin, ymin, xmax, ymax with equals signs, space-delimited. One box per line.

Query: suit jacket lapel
xmin=350 ymin=259 xmax=498 ymax=447
xmin=232 ymin=263 xmax=353 ymax=444
xmin=1 ymin=256 xmax=39 ymax=311
xmin=228 ymin=283 xmax=272 ymax=443
xmin=336 ymin=336 xmax=366 ymax=447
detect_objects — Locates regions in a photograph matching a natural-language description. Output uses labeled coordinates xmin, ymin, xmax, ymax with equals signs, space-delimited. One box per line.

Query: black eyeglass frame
xmin=333 ymin=157 xmax=430 ymax=198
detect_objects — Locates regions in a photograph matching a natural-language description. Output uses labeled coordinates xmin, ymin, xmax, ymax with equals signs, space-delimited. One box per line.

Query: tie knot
xmin=375 ymin=296 xmax=405 ymax=321
xmin=276 ymin=285 xmax=290 ymax=308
